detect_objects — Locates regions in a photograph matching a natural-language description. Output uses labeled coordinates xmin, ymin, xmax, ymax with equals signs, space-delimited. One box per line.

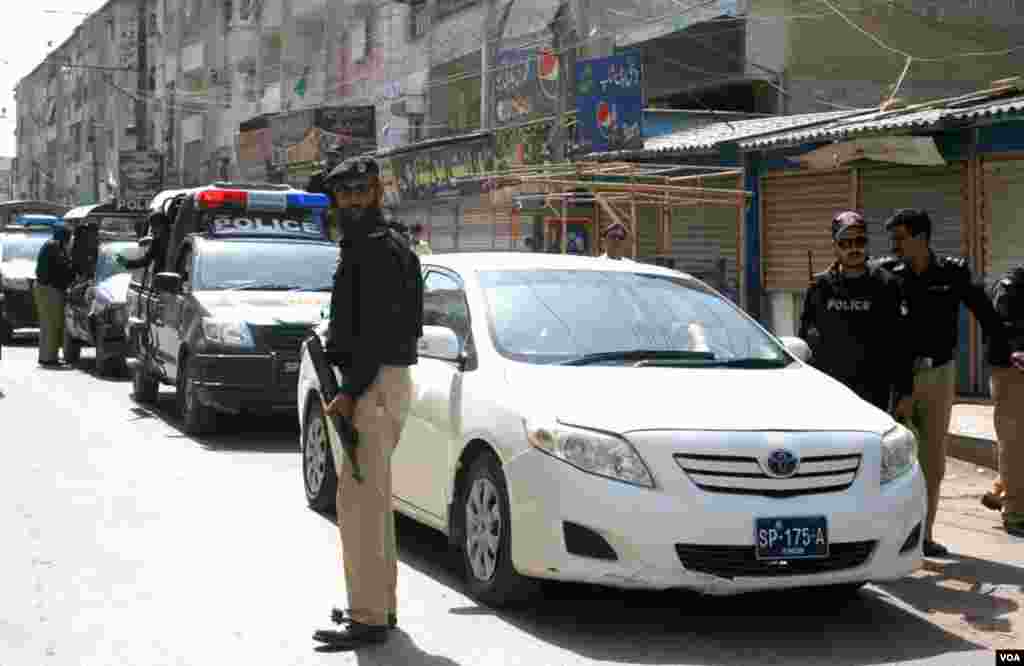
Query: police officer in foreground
xmin=115 ymin=210 xmax=171 ymax=273
xmin=876 ymin=208 xmax=1010 ymax=557
xmin=799 ymin=211 xmax=913 ymax=410
xmin=34 ymin=226 xmax=76 ymax=367
xmin=313 ymin=156 xmax=424 ymax=650
xmin=982 ymin=266 xmax=1024 ymax=535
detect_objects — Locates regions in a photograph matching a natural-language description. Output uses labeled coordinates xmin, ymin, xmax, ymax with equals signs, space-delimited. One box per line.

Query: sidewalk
xmin=949 ymin=403 xmax=999 ymax=471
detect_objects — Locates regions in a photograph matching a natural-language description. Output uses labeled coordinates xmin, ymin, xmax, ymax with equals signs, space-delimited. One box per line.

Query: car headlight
xmin=201 ymin=318 xmax=255 ymax=348
xmin=881 ymin=423 xmax=917 ymax=485
xmin=524 ymin=418 xmax=655 ymax=488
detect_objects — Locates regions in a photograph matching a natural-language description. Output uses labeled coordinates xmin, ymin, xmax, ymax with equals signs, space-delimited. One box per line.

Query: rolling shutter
xmin=761 ymin=169 xmax=853 ymax=291
xmin=670 ymin=174 xmax=740 ymax=294
xmin=859 ymin=163 xmax=966 ymax=261
xmin=982 ymin=158 xmax=1024 ymax=285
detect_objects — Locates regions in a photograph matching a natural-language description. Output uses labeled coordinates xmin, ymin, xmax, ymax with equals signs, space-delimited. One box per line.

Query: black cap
xmin=831 ymin=211 xmax=866 ymax=240
xmin=603 ymin=222 xmax=628 ymax=238
xmin=326 ymin=156 xmax=380 ymax=185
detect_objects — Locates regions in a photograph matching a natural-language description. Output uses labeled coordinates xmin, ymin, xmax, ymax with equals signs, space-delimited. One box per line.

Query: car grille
xmin=674 ymin=452 xmax=861 ymax=498
xmin=675 ymin=541 xmax=876 ymax=579
xmin=254 ymin=324 xmax=313 ymax=356
xmin=2 ymin=288 xmax=37 ymax=327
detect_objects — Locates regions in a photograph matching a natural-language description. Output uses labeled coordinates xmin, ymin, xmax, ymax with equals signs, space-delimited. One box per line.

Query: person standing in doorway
xmin=798 ymin=211 xmax=913 ymax=410
xmin=600 ymin=222 xmax=634 ymax=261
xmin=313 ymin=156 xmax=424 ymax=650
xmin=34 ymin=226 xmax=75 ymax=367
xmin=983 ymin=265 xmax=1024 ymax=535
xmin=876 ymin=208 xmax=1010 ymax=557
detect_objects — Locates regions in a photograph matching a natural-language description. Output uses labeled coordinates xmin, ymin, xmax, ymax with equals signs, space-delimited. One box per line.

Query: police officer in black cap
xmin=799 ymin=211 xmax=913 ymax=411
xmin=876 ymin=208 xmax=1010 ymax=557
xmin=313 ymin=156 xmax=424 ymax=650
xmin=115 ymin=210 xmax=172 ymax=274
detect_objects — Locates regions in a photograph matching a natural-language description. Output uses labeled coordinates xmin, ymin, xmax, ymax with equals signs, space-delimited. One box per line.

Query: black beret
xmin=326 ymin=156 xmax=380 ymax=184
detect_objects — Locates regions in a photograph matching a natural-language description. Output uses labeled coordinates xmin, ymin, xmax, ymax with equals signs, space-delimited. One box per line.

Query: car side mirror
xmin=153 ymin=272 xmax=183 ymax=294
xmin=779 ymin=336 xmax=812 ymax=363
xmin=418 ymin=325 xmax=462 ymax=363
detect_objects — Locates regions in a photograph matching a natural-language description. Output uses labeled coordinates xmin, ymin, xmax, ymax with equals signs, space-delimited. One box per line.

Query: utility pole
xmin=90 ymin=118 xmax=100 ymax=202
xmin=549 ymin=5 xmax=571 ymax=162
xmin=136 ymin=0 xmax=148 ymax=151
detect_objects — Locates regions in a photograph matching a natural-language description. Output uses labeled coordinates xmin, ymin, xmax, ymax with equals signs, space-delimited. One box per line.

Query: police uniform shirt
xmin=989 ymin=267 xmax=1024 ymax=367
xmin=875 ymin=252 xmax=1006 ymax=368
xmin=799 ymin=263 xmax=913 ymax=396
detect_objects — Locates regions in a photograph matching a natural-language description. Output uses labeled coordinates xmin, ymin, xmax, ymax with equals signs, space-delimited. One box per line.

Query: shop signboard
xmin=118 ymin=150 xmax=164 ymax=203
xmin=494 ymin=45 xmax=559 ymax=127
xmin=386 ymin=135 xmax=496 ymax=202
xmin=575 ymin=52 xmax=644 ymax=154
xmin=316 ymin=106 xmax=376 ymax=157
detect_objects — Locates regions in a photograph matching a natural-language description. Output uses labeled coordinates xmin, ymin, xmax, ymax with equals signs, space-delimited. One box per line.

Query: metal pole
xmin=91 ymin=119 xmax=100 ymax=202
xmin=136 ymin=0 xmax=148 ymax=151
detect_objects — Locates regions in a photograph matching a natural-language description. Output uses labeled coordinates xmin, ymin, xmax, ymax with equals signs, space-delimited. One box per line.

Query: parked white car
xmin=297 ymin=253 xmax=926 ymax=606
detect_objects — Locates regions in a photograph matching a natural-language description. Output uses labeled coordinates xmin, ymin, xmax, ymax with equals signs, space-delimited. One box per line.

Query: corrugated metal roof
xmin=589 ymin=110 xmax=864 ymax=159
xmin=740 ymin=91 xmax=1024 ymax=150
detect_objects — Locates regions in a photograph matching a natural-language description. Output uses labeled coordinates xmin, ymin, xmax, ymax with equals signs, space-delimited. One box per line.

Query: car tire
xmin=460 ymin=452 xmax=540 ymax=608
xmin=303 ymin=397 xmax=337 ymax=513
xmin=132 ymin=360 xmax=159 ymax=405
xmin=63 ymin=328 xmax=81 ymax=365
xmin=176 ymin=353 xmax=216 ymax=436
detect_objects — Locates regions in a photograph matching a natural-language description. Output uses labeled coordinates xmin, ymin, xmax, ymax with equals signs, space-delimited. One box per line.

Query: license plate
xmin=283 ymin=360 xmax=300 ymax=373
xmin=755 ymin=516 xmax=829 ymax=560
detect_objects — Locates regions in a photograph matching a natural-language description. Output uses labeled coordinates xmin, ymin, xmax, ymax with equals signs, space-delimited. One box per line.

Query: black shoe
xmin=982 ymin=492 xmax=1004 ymax=511
xmin=923 ymin=539 xmax=950 ymax=557
xmin=38 ymin=360 xmax=61 ymax=368
xmin=331 ymin=607 xmax=396 ymax=629
xmin=313 ymin=622 xmax=389 ymax=650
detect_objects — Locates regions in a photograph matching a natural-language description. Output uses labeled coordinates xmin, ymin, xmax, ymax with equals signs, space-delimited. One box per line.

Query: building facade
xmin=15 ymin=0 xmax=1024 ymax=209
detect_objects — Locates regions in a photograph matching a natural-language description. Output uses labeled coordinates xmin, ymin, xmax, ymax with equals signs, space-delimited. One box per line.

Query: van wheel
xmin=460 ymin=453 xmax=539 ymax=607
xmin=177 ymin=354 xmax=216 ymax=435
xmin=303 ymin=397 xmax=337 ymax=513
xmin=63 ymin=329 xmax=81 ymax=365
xmin=132 ymin=360 xmax=159 ymax=404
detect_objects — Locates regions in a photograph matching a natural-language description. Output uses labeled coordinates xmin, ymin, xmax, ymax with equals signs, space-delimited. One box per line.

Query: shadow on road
xmin=357 ymin=513 xmax=991 ymax=666
xmin=880 ymin=555 xmax=1024 ymax=635
xmin=128 ymin=391 xmax=300 ymax=453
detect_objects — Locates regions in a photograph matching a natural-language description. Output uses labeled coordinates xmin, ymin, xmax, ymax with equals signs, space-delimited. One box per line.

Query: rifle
xmin=305 ymin=334 xmax=363 ymax=483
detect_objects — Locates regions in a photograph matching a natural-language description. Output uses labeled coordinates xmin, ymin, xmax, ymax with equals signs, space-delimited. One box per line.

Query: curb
xmin=949 ymin=433 xmax=997 ymax=471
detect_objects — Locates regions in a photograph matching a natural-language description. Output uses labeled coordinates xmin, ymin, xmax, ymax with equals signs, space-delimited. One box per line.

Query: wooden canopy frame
xmin=461 ymin=160 xmax=752 ymax=256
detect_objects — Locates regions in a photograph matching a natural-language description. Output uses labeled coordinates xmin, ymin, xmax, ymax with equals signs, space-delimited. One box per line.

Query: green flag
xmin=294 ymin=75 xmax=306 ymax=98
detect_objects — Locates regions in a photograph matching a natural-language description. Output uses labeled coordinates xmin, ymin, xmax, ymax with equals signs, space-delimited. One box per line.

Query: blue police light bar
xmin=286 ymin=192 xmax=330 ymax=209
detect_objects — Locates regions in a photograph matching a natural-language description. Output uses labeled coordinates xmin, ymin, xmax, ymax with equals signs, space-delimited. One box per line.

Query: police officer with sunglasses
xmin=799 ymin=211 xmax=914 ymax=412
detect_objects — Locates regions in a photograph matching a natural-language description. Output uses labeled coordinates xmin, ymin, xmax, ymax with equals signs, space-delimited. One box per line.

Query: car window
xmin=193 ymin=241 xmax=339 ymax=292
xmin=478 ymin=269 xmax=787 ymax=365
xmin=0 ymin=234 xmax=48 ymax=262
xmin=423 ymin=271 xmax=472 ymax=348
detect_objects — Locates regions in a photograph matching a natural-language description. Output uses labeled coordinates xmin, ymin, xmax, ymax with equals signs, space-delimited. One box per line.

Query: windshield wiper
xmin=222 ymin=282 xmax=304 ymax=291
xmin=561 ymin=350 xmax=716 ymax=366
xmin=704 ymin=357 xmax=791 ymax=368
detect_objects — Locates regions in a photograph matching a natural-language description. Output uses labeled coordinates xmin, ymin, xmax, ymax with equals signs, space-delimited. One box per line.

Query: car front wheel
xmin=461 ymin=453 xmax=539 ymax=607
xmin=177 ymin=354 xmax=216 ymax=435
xmin=303 ymin=397 xmax=337 ymax=513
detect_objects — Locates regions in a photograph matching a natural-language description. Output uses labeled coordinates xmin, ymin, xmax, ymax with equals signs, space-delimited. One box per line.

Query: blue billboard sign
xmin=575 ymin=53 xmax=644 ymax=154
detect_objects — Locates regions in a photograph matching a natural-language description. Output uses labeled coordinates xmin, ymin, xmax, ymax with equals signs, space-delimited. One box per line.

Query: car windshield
xmin=195 ymin=241 xmax=338 ymax=292
xmin=1 ymin=234 xmax=49 ymax=262
xmin=96 ymin=242 xmax=141 ymax=282
xmin=478 ymin=269 xmax=790 ymax=367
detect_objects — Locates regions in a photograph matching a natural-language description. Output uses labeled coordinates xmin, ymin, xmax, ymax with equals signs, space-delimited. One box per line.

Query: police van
xmin=127 ymin=183 xmax=337 ymax=435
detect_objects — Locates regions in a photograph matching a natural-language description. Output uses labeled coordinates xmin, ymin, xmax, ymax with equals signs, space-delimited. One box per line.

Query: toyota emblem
xmin=764 ymin=449 xmax=800 ymax=478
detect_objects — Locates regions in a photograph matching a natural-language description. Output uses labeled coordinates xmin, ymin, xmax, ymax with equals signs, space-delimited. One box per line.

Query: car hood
xmin=504 ymin=362 xmax=894 ymax=435
xmin=193 ymin=290 xmax=330 ymax=326
xmin=1 ymin=259 xmax=36 ymax=280
xmin=94 ymin=273 xmax=132 ymax=307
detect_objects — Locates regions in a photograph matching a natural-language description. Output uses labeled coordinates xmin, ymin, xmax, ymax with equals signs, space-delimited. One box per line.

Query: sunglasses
xmin=836 ymin=236 xmax=867 ymax=250
xmin=334 ymin=182 xmax=372 ymax=194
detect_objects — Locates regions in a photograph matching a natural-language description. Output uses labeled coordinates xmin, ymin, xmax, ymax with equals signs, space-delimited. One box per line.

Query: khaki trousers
xmin=991 ymin=367 xmax=1024 ymax=516
xmin=905 ymin=361 xmax=957 ymax=540
xmin=34 ymin=284 xmax=65 ymax=363
xmin=332 ymin=366 xmax=412 ymax=627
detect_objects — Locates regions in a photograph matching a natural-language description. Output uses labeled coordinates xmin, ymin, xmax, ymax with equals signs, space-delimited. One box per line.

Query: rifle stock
xmin=305 ymin=334 xmax=363 ymax=483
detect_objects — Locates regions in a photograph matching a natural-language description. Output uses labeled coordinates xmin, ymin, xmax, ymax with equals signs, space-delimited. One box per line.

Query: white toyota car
xmin=297 ymin=253 xmax=926 ymax=606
